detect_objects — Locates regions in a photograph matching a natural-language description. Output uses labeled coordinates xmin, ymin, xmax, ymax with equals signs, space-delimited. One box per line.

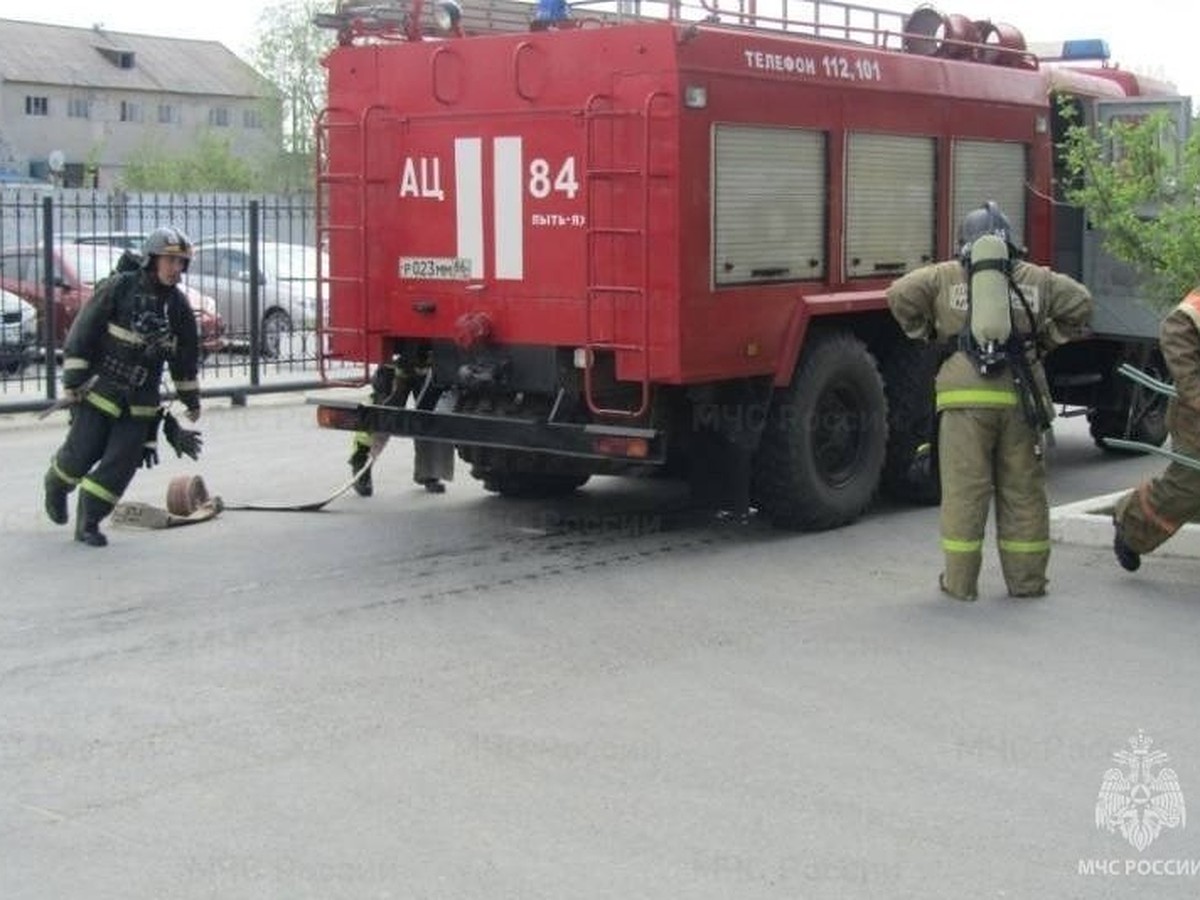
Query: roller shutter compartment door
xmin=845 ymin=133 xmax=936 ymax=278
xmin=713 ymin=125 xmax=826 ymax=286
xmin=952 ymin=140 xmax=1027 ymax=251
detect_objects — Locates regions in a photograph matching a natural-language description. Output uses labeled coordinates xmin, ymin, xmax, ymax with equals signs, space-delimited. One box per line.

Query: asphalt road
xmin=1 ymin=400 xmax=1197 ymax=899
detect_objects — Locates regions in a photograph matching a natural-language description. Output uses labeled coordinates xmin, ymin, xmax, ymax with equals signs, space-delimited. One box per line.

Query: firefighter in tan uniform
xmin=887 ymin=203 xmax=1092 ymax=600
xmin=1112 ymin=291 xmax=1200 ymax=570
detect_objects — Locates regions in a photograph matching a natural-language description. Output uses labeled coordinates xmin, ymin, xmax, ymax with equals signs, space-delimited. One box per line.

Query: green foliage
xmin=253 ymin=0 xmax=336 ymax=163
xmin=121 ymin=132 xmax=262 ymax=192
xmin=1059 ymin=101 xmax=1200 ymax=311
xmin=116 ymin=0 xmax=333 ymax=194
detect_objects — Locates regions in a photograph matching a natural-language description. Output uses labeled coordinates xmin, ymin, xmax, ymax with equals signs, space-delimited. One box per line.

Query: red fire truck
xmin=313 ymin=0 xmax=1191 ymax=529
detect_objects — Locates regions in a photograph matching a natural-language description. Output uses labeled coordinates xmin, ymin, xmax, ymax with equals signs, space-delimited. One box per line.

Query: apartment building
xmin=0 ymin=18 xmax=280 ymax=187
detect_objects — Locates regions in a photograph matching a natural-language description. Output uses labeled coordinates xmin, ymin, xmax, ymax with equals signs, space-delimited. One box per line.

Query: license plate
xmin=398 ymin=257 xmax=474 ymax=280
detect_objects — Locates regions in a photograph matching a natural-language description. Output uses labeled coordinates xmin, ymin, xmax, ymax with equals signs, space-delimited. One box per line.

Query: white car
xmin=0 ymin=285 xmax=38 ymax=374
xmin=188 ymin=240 xmax=326 ymax=358
xmin=60 ymin=231 xmax=146 ymax=252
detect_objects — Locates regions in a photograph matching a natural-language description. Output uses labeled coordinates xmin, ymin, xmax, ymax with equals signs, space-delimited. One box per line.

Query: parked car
xmin=187 ymin=240 xmax=325 ymax=357
xmin=0 ymin=286 xmax=38 ymax=374
xmin=0 ymin=243 xmax=225 ymax=352
xmin=60 ymin=231 xmax=147 ymax=252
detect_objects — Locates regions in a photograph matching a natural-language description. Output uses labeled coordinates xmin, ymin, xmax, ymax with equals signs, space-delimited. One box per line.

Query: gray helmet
xmin=957 ymin=201 xmax=1015 ymax=257
xmin=142 ymin=226 xmax=192 ymax=271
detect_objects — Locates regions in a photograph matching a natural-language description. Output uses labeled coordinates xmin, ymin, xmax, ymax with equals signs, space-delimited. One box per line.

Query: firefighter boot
xmin=420 ymin=479 xmax=446 ymax=494
xmin=349 ymin=445 xmax=373 ymax=497
xmin=43 ymin=469 xmax=70 ymax=525
xmin=1112 ymin=516 xmax=1141 ymax=572
xmin=938 ymin=574 xmax=977 ymax=602
xmin=74 ymin=492 xmax=110 ymax=547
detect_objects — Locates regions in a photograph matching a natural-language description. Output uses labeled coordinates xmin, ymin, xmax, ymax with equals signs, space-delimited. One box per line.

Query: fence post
xmin=248 ymin=198 xmax=261 ymax=387
xmin=42 ymin=195 xmax=57 ymax=401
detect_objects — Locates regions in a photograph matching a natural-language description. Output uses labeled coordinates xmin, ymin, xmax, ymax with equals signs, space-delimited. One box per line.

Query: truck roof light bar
xmin=534 ymin=0 xmax=571 ymax=25
xmin=1029 ymin=38 xmax=1111 ymax=61
xmin=1059 ymin=39 xmax=1111 ymax=61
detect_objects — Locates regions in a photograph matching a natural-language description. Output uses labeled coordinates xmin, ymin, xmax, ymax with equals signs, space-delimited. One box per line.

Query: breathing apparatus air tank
xmin=966 ymin=233 xmax=1012 ymax=373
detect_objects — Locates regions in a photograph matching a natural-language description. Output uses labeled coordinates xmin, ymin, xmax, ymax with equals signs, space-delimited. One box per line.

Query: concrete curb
xmin=1050 ymin=490 xmax=1200 ymax=559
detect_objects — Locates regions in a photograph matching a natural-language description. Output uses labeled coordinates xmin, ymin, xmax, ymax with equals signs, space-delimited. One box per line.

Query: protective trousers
xmin=349 ymin=368 xmax=454 ymax=485
xmin=1113 ymin=442 xmax=1200 ymax=553
xmin=938 ymin=406 xmax=1049 ymax=598
xmin=349 ymin=364 xmax=411 ymax=486
xmin=46 ymin=403 xmax=148 ymax=528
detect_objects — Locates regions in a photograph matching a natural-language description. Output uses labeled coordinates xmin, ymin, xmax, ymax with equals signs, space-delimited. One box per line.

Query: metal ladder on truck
xmin=582 ymin=90 xmax=669 ymax=419
xmin=314 ymin=104 xmax=389 ymax=385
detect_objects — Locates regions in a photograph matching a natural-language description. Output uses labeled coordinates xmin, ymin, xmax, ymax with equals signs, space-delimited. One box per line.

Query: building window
xmin=120 ymin=101 xmax=143 ymax=123
xmin=208 ymin=107 xmax=230 ymax=127
xmin=242 ymin=108 xmax=263 ymax=129
xmin=158 ymin=103 xmax=180 ymax=125
xmin=96 ymin=46 xmax=137 ymax=69
xmin=25 ymin=96 xmax=49 ymax=116
xmin=68 ymin=98 xmax=91 ymax=119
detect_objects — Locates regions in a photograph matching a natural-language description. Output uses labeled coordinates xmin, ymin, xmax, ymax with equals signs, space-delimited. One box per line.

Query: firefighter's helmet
xmin=142 ymin=227 xmax=192 ymax=271
xmin=957 ymin=201 xmax=1015 ymax=258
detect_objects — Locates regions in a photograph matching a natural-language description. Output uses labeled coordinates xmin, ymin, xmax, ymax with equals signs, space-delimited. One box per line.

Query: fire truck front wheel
xmin=752 ymin=331 xmax=887 ymax=531
xmin=1087 ymin=351 xmax=1170 ymax=452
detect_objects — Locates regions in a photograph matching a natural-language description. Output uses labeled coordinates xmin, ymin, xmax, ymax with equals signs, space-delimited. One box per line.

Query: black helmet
xmin=142 ymin=226 xmax=192 ymax=271
xmin=957 ymin=201 xmax=1015 ymax=257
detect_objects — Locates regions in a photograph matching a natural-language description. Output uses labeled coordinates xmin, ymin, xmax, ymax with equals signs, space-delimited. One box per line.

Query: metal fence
xmin=0 ymin=188 xmax=347 ymax=414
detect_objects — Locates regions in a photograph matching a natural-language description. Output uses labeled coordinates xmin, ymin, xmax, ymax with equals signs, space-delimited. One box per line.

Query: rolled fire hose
xmin=111 ymin=475 xmax=224 ymax=530
xmin=166 ymin=473 xmax=215 ymax=517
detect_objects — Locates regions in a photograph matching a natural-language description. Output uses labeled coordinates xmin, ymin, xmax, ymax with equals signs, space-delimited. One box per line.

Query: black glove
xmin=163 ymin=412 xmax=203 ymax=460
xmin=177 ymin=390 xmax=201 ymax=422
xmin=62 ymin=366 xmax=92 ymax=392
xmin=141 ymin=443 xmax=159 ymax=469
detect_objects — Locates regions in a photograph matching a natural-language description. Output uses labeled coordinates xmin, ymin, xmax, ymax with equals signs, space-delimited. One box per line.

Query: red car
xmin=0 ymin=243 xmax=224 ymax=352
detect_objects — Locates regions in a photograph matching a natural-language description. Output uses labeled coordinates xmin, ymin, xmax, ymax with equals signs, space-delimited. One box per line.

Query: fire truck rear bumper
xmin=313 ymin=398 xmax=666 ymax=464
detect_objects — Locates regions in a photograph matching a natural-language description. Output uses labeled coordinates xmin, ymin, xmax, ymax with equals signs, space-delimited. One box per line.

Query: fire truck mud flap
xmin=751 ymin=331 xmax=888 ymax=531
xmin=314 ymin=397 xmax=666 ymax=465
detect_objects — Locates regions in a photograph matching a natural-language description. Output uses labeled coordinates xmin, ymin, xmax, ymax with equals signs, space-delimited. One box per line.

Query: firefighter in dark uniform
xmin=887 ymin=202 xmax=1093 ymax=600
xmin=1112 ymin=289 xmax=1200 ymax=570
xmin=348 ymin=349 xmax=452 ymax=496
xmin=43 ymin=227 xmax=202 ymax=546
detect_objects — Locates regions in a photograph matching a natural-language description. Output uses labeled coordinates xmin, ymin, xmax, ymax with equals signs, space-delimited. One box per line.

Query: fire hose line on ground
xmin=110 ymin=437 xmax=388 ymax=531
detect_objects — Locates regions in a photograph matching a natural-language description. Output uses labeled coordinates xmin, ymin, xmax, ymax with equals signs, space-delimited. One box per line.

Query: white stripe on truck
xmin=454 ymin=137 xmax=483 ymax=279
xmin=493 ymin=136 xmax=524 ymax=280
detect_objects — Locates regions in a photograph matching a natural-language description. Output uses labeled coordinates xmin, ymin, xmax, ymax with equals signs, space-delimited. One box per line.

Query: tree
xmin=121 ymin=132 xmax=261 ymax=192
xmin=253 ymin=0 xmax=336 ymax=166
xmin=1059 ymin=103 xmax=1200 ymax=311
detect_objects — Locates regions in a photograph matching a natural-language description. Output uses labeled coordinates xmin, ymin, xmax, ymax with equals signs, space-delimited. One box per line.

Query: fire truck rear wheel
xmin=751 ymin=331 xmax=887 ymax=531
xmin=481 ymin=473 xmax=591 ymax=498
